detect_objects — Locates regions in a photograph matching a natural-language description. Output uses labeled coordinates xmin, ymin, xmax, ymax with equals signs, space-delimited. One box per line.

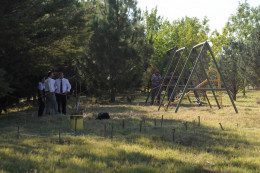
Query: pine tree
xmin=0 ymin=0 xmax=92 ymax=100
xmin=78 ymin=0 xmax=151 ymax=101
xmin=0 ymin=69 xmax=13 ymax=97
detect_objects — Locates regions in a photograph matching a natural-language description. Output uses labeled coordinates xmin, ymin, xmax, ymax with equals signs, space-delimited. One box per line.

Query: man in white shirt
xmin=44 ymin=71 xmax=58 ymax=115
xmin=55 ymin=72 xmax=71 ymax=115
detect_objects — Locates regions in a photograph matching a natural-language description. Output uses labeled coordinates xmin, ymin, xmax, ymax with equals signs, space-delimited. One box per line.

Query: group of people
xmin=150 ymin=69 xmax=206 ymax=106
xmin=38 ymin=71 xmax=71 ymax=117
xmin=150 ymin=70 xmax=178 ymax=105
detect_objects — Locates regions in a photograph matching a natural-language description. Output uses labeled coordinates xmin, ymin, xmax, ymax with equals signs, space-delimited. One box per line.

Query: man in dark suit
xmin=55 ymin=72 xmax=71 ymax=115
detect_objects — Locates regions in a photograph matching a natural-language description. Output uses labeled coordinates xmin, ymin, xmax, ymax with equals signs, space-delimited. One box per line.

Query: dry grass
xmin=0 ymin=90 xmax=259 ymax=172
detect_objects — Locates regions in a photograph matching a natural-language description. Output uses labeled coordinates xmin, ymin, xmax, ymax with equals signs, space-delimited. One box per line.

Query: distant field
xmin=0 ymin=90 xmax=259 ymax=173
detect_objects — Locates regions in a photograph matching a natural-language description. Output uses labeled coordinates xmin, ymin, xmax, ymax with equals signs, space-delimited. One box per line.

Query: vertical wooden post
xmin=74 ymin=117 xmax=77 ymax=136
xmin=59 ymin=128 xmax=61 ymax=144
xmin=143 ymin=118 xmax=146 ymax=131
xmin=243 ymin=79 xmax=246 ymax=97
xmin=110 ymin=124 xmax=113 ymax=141
xmin=184 ymin=122 xmax=188 ymax=130
xmin=193 ymin=120 xmax=195 ymax=133
xmin=161 ymin=115 xmax=163 ymax=128
xmin=172 ymin=128 xmax=175 ymax=142
xmin=75 ymin=80 xmax=77 ymax=98
xmin=17 ymin=126 xmax=20 ymax=139
xmin=219 ymin=123 xmax=224 ymax=130
xmin=198 ymin=116 xmax=200 ymax=127
xmin=139 ymin=120 xmax=142 ymax=132
xmin=104 ymin=123 xmax=107 ymax=138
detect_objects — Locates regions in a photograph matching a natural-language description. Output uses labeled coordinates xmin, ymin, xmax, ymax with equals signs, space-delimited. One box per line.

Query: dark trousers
xmin=38 ymin=99 xmax=45 ymax=116
xmin=56 ymin=94 xmax=67 ymax=115
xmin=151 ymin=86 xmax=160 ymax=104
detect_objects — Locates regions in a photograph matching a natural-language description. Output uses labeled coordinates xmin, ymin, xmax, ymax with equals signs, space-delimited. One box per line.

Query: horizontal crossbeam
xmin=187 ymin=88 xmax=226 ymax=91
xmin=192 ymin=41 xmax=206 ymax=49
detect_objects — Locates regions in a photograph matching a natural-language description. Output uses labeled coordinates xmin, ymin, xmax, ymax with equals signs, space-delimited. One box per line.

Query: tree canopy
xmin=0 ymin=0 xmax=92 ymax=99
xmin=210 ymin=2 xmax=260 ymax=99
xmin=0 ymin=0 xmax=259 ymax=103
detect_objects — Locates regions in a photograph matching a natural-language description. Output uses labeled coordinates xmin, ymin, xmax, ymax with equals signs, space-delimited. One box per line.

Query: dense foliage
xmin=0 ymin=0 xmax=91 ymax=100
xmin=144 ymin=8 xmax=209 ymax=73
xmin=210 ymin=2 xmax=260 ymax=99
xmin=0 ymin=0 xmax=259 ymax=104
xmin=77 ymin=0 xmax=152 ymax=101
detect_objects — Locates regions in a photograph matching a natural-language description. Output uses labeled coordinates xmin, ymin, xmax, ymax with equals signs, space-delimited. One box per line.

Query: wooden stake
xmin=161 ymin=115 xmax=163 ymax=128
xmin=198 ymin=116 xmax=200 ymax=127
xmin=184 ymin=122 xmax=188 ymax=130
xmin=17 ymin=126 xmax=20 ymax=139
xmin=74 ymin=117 xmax=77 ymax=136
xmin=172 ymin=128 xmax=175 ymax=142
xmin=193 ymin=120 xmax=196 ymax=133
xmin=104 ymin=123 xmax=107 ymax=138
xmin=143 ymin=118 xmax=146 ymax=131
xmin=58 ymin=128 xmax=61 ymax=144
xmin=219 ymin=123 xmax=224 ymax=130
xmin=139 ymin=120 xmax=142 ymax=132
xmin=110 ymin=124 xmax=113 ymax=141
xmin=75 ymin=81 xmax=77 ymax=98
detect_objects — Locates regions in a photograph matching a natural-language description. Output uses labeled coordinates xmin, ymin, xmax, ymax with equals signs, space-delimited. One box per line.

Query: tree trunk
xmin=233 ymin=93 xmax=237 ymax=101
xmin=243 ymin=79 xmax=246 ymax=97
xmin=110 ymin=90 xmax=116 ymax=102
xmin=231 ymin=85 xmax=237 ymax=101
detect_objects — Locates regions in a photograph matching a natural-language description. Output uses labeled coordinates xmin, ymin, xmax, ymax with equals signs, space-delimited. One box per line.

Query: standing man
xmin=151 ymin=69 xmax=162 ymax=105
xmin=55 ymin=72 xmax=71 ymax=115
xmin=45 ymin=71 xmax=58 ymax=115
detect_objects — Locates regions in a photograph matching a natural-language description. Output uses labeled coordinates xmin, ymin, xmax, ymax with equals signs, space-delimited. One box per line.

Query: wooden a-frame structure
xmin=161 ymin=41 xmax=238 ymax=113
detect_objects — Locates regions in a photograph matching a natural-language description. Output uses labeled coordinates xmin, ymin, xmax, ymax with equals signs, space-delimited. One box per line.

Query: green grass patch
xmin=0 ymin=90 xmax=260 ymax=172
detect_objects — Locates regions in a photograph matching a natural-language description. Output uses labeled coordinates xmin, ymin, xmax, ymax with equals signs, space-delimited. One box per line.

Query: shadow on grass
xmin=1 ymin=135 xmax=214 ymax=172
xmin=0 ymin=152 xmax=40 ymax=172
xmin=0 ymin=98 xmax=259 ymax=172
xmin=0 ymin=115 xmax=258 ymax=172
xmin=65 ymin=142 xmax=214 ymax=173
xmin=79 ymin=117 xmax=259 ymax=172
xmin=0 ymin=139 xmax=40 ymax=172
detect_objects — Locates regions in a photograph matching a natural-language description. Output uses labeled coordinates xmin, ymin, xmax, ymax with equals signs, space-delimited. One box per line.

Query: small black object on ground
xmin=96 ymin=112 xmax=110 ymax=120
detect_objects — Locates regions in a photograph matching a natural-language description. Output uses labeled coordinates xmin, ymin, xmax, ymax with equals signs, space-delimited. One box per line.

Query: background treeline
xmin=0 ymin=0 xmax=259 ymax=106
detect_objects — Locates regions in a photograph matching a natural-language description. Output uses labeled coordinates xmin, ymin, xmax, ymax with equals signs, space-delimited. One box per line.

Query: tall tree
xmin=210 ymin=2 xmax=260 ymax=97
xmin=78 ymin=0 xmax=152 ymax=101
xmin=0 ymin=0 xmax=92 ymax=100
xmin=0 ymin=69 xmax=13 ymax=97
xmin=220 ymin=40 xmax=244 ymax=101
xmin=240 ymin=24 xmax=260 ymax=86
xmin=143 ymin=11 xmax=210 ymax=73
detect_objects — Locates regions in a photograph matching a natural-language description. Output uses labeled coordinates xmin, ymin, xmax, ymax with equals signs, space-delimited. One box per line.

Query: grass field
xmin=0 ymin=90 xmax=259 ymax=173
